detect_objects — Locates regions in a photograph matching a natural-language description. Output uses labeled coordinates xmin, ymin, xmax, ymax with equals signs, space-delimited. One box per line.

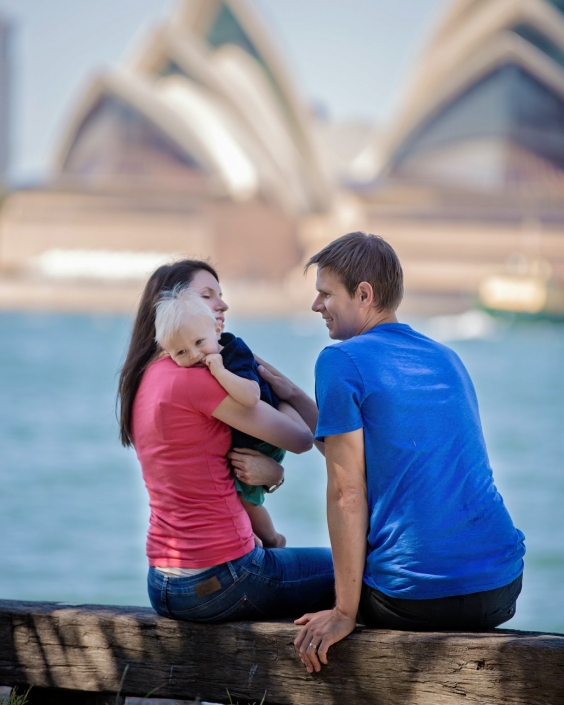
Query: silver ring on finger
xmin=308 ymin=642 xmax=318 ymax=651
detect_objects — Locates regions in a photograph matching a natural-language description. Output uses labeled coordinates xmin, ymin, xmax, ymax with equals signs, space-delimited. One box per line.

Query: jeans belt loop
xmin=160 ymin=575 xmax=169 ymax=605
xmin=227 ymin=561 xmax=239 ymax=583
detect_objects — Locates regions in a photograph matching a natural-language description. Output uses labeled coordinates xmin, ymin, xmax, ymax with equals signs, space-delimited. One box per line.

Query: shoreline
xmin=0 ymin=275 xmax=477 ymax=318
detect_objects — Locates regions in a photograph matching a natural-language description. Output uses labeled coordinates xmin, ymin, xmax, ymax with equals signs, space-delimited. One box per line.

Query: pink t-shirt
xmin=131 ymin=356 xmax=254 ymax=568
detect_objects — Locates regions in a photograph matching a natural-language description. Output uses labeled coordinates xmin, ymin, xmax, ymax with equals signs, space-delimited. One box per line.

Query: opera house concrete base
xmin=0 ymin=186 xmax=308 ymax=314
xmin=1 ymin=185 xmax=563 ymax=316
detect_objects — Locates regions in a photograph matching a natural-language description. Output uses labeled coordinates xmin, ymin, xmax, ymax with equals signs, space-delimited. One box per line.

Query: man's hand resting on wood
xmin=294 ymin=607 xmax=357 ymax=673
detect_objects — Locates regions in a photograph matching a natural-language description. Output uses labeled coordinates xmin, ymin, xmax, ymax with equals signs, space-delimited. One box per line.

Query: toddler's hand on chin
xmin=202 ymin=353 xmax=225 ymax=377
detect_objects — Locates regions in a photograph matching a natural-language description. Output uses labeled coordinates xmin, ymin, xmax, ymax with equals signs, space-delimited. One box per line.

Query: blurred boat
xmin=479 ymin=254 xmax=564 ymax=321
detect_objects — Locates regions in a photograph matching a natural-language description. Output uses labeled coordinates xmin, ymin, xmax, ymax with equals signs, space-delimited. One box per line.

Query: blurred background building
xmin=0 ymin=0 xmax=563 ymax=315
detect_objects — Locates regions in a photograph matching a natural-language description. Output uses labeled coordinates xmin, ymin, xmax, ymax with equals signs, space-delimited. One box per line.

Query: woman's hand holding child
xmin=228 ymin=448 xmax=284 ymax=487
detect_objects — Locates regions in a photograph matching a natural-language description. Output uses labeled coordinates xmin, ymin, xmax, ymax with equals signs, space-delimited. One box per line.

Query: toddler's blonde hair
xmin=155 ymin=285 xmax=217 ymax=351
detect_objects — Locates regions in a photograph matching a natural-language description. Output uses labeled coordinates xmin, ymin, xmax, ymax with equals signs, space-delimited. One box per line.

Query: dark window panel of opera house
xmin=548 ymin=0 xmax=564 ymax=14
xmin=206 ymin=2 xmax=262 ymax=65
xmin=389 ymin=65 xmax=564 ymax=177
xmin=159 ymin=60 xmax=195 ymax=83
xmin=157 ymin=62 xmax=203 ymax=94
xmin=63 ymin=96 xmax=205 ymax=191
xmin=511 ymin=23 xmax=564 ymax=68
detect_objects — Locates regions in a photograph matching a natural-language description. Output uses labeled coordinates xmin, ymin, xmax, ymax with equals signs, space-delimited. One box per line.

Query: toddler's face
xmin=167 ymin=315 xmax=221 ymax=368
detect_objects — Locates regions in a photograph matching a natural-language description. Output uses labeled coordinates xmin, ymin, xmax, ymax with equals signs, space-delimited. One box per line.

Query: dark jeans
xmin=359 ymin=573 xmax=523 ymax=631
xmin=148 ymin=545 xmax=334 ymax=622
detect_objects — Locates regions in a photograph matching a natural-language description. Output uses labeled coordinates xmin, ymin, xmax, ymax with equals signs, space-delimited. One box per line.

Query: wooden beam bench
xmin=1 ymin=600 xmax=562 ymax=704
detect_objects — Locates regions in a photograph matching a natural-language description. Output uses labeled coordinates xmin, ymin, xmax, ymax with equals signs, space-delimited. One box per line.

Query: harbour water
xmin=0 ymin=310 xmax=562 ymax=633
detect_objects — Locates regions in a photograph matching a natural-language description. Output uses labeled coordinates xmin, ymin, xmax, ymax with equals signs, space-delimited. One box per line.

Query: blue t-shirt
xmin=315 ymin=323 xmax=525 ymax=599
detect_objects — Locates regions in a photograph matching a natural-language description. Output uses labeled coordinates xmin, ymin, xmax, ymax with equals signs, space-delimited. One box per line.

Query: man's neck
xmin=358 ymin=308 xmax=398 ymax=335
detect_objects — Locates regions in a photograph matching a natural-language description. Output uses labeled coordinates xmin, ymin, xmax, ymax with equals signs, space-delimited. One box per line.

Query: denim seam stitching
xmin=160 ymin=575 xmax=169 ymax=606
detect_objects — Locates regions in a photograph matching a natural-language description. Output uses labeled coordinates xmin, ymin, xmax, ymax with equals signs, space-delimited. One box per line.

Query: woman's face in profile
xmin=189 ymin=270 xmax=229 ymax=331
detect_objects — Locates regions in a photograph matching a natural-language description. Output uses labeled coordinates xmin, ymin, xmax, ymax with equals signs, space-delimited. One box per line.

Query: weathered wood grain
xmin=0 ymin=599 xmax=562 ymax=705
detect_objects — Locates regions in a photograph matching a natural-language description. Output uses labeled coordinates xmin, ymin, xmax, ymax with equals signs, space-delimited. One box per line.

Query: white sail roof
xmin=54 ymin=0 xmax=332 ymax=215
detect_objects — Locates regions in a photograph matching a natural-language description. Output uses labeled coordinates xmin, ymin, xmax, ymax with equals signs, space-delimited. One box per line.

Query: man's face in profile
xmin=311 ymin=268 xmax=365 ymax=341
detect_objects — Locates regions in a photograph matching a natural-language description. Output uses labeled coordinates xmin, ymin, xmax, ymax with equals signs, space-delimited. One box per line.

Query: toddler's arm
xmin=203 ymin=354 xmax=260 ymax=407
xmin=241 ymin=498 xmax=286 ymax=549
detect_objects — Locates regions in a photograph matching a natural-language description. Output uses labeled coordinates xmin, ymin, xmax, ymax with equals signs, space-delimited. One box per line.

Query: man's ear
xmin=356 ymin=281 xmax=375 ymax=308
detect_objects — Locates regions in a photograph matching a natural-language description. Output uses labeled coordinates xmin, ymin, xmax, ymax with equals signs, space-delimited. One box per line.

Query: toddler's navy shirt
xmin=219 ymin=332 xmax=279 ymax=449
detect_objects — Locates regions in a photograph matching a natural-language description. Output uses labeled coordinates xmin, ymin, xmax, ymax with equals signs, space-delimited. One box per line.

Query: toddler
xmin=155 ymin=286 xmax=286 ymax=548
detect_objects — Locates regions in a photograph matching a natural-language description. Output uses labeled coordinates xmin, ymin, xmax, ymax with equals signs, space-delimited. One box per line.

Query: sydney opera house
xmin=0 ymin=0 xmax=563 ymax=314
xmin=379 ymin=0 xmax=564 ymax=208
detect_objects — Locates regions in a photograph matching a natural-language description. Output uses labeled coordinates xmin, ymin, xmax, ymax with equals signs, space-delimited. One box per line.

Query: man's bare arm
xmin=294 ymin=429 xmax=368 ymax=672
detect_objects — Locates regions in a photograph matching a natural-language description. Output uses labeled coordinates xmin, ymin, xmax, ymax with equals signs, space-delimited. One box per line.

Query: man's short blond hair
xmin=154 ymin=285 xmax=216 ymax=350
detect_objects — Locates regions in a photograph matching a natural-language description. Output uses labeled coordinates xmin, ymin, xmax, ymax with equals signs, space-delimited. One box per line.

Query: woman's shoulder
xmin=148 ymin=356 xmax=215 ymax=382
xmin=148 ymin=358 xmax=228 ymax=409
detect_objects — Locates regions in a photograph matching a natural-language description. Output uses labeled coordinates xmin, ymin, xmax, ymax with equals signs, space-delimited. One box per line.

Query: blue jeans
xmin=147 ymin=546 xmax=334 ymax=622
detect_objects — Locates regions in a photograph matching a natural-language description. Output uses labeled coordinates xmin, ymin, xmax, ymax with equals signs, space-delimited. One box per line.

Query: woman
xmin=118 ymin=259 xmax=334 ymax=622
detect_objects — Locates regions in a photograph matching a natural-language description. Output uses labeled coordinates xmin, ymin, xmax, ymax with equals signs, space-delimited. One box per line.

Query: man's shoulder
xmin=317 ymin=341 xmax=352 ymax=364
xmin=317 ymin=324 xmax=405 ymax=361
xmin=315 ymin=343 xmax=362 ymax=385
xmin=316 ymin=323 xmax=453 ymax=376
xmin=342 ymin=323 xmax=452 ymax=356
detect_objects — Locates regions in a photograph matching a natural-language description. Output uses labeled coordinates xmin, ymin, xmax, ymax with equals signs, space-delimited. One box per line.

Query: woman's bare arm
xmin=226 ymin=404 xmax=303 ymax=486
xmin=277 ymin=401 xmax=311 ymax=433
xmin=212 ymin=397 xmax=313 ymax=454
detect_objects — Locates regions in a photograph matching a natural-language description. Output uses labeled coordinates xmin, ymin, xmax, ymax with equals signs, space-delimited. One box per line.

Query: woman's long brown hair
xmin=117 ymin=259 xmax=219 ymax=447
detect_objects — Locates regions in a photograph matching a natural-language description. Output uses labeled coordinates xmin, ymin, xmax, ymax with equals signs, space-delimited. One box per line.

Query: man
xmin=291 ymin=232 xmax=525 ymax=673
